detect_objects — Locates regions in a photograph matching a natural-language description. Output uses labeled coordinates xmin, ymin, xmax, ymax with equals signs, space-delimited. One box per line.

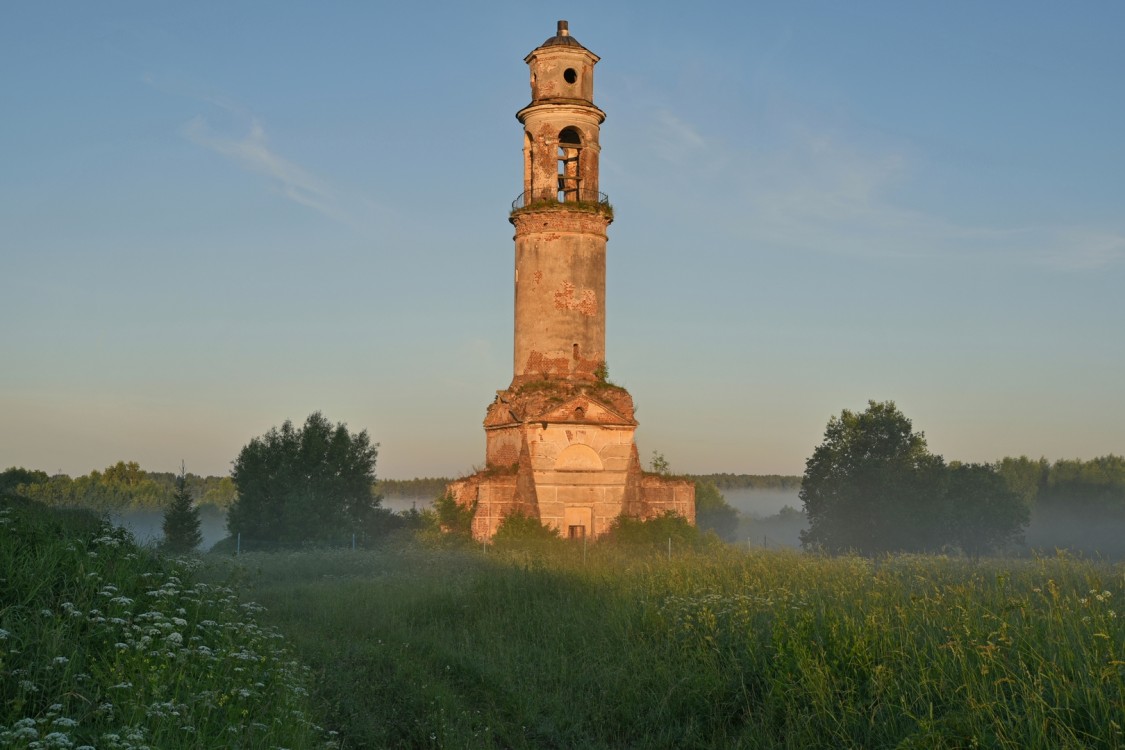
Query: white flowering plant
xmin=0 ymin=499 xmax=337 ymax=749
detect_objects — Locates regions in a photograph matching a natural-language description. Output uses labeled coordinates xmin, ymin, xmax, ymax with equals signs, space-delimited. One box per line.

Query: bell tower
xmin=447 ymin=21 xmax=694 ymax=541
xmin=511 ymin=20 xmax=612 ymax=384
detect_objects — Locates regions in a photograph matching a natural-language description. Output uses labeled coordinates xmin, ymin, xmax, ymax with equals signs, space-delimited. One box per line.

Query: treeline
xmin=375 ymin=477 xmax=450 ymax=499
xmin=688 ymin=473 xmax=803 ymax=491
xmin=7 ymin=456 xmax=1124 ymax=556
xmin=994 ymin=455 xmax=1125 ymax=506
xmin=0 ymin=462 xmax=235 ymax=512
xmin=995 ymin=455 xmax=1125 ymax=556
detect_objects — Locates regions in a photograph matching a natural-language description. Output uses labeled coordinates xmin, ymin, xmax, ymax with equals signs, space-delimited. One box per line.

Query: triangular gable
xmin=531 ymin=394 xmax=635 ymax=426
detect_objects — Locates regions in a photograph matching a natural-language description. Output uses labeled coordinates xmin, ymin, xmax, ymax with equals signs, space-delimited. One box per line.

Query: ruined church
xmin=448 ymin=21 xmax=695 ymax=540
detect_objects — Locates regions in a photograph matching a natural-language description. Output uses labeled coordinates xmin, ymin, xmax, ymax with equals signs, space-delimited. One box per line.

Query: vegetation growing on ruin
xmin=513 ymin=377 xmax=624 ymax=395
xmin=510 ymin=197 xmax=614 ymax=221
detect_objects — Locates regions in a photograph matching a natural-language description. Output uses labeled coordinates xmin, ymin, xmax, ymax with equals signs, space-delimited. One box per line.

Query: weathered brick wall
xmin=636 ymin=476 xmax=697 ymax=524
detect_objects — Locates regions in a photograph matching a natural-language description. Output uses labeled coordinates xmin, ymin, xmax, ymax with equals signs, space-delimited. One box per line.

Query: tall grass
xmin=0 ymin=497 xmax=334 ymax=749
xmin=224 ymin=542 xmax=1124 ymax=749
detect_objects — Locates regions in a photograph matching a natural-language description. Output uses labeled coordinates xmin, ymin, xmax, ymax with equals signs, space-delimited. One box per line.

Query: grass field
xmin=217 ymin=542 xmax=1124 ymax=749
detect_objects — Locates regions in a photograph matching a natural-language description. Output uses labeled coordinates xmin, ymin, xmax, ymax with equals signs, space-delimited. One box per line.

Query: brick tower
xmin=448 ymin=21 xmax=694 ymax=540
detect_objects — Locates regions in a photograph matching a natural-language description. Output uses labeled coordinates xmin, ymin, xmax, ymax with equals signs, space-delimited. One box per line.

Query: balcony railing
xmin=510 ymin=189 xmax=613 ymax=217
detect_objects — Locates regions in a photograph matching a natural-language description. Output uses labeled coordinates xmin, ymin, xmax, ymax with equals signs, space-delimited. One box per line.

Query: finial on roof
xmin=557 ymin=20 xmax=569 ymax=37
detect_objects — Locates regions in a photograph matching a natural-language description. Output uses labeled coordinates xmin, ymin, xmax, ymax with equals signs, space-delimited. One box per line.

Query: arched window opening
xmin=557 ymin=127 xmax=582 ymax=202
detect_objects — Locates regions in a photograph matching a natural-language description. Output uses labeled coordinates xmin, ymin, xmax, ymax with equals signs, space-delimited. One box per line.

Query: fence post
xmin=236 ymin=532 xmax=241 ymax=555
xmin=667 ymin=537 xmax=672 ymax=561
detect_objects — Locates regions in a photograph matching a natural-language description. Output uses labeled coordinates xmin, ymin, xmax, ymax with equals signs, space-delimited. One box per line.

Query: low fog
xmin=106 ymin=487 xmax=1124 ymax=559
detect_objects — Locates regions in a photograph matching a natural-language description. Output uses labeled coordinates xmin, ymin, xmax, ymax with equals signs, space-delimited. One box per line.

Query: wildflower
xmin=43 ymin=730 xmax=75 ymax=747
xmin=52 ymin=656 xmax=70 ymax=666
xmin=5 ymin=719 xmax=39 ymax=742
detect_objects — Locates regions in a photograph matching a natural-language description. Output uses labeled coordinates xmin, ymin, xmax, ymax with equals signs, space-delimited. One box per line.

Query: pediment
xmin=531 ymin=394 xmax=635 ymax=426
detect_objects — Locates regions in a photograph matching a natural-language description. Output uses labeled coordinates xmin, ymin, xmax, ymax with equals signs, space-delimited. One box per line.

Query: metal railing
xmin=511 ymin=189 xmax=612 ymax=213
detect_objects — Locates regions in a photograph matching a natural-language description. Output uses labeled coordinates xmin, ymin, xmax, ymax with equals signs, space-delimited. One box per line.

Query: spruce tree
xmin=162 ymin=462 xmax=202 ymax=553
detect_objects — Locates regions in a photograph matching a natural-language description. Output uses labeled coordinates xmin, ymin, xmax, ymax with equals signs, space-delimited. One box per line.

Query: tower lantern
xmin=511 ymin=20 xmax=612 ymax=385
xmin=518 ymin=20 xmax=604 ymax=205
xmin=447 ymin=21 xmax=695 ymax=541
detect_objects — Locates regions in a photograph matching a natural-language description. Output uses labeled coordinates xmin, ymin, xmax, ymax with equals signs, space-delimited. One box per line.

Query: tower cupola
xmin=516 ymin=20 xmax=607 ymax=207
xmin=524 ymin=20 xmax=600 ymax=106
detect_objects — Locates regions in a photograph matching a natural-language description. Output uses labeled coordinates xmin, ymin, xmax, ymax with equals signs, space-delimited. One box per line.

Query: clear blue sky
xmin=3 ymin=2 xmax=1123 ymax=480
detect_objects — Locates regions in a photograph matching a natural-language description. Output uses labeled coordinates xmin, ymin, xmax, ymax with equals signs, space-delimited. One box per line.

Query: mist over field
xmin=110 ymin=493 xmax=454 ymax=550
xmin=110 ymin=506 xmax=228 ymax=550
xmin=722 ymin=488 xmax=800 ymax=518
xmin=102 ymin=486 xmax=1125 ymax=558
xmin=104 ymin=489 xmax=806 ymax=551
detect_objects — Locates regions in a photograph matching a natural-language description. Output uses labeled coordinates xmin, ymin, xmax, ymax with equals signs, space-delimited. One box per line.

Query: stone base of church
xmin=446 ymin=380 xmax=695 ymax=541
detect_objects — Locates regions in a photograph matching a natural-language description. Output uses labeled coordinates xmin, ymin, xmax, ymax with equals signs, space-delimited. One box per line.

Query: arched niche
xmin=554 ymin=443 xmax=602 ymax=471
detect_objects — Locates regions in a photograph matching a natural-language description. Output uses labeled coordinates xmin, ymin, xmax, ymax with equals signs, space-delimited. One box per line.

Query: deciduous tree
xmin=228 ymin=412 xmax=381 ymax=544
xmin=800 ymin=401 xmax=946 ymax=554
xmin=801 ymin=402 xmax=1032 ymax=556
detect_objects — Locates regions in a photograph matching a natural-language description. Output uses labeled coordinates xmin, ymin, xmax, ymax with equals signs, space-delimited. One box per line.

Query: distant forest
xmin=1 ymin=462 xmax=235 ymax=511
xmin=375 ymin=477 xmax=450 ymax=499
xmin=690 ymin=473 xmax=803 ymax=491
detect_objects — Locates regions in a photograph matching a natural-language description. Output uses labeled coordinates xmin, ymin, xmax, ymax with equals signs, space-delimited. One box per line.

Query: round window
xmin=563 ymin=68 xmax=577 ymax=84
